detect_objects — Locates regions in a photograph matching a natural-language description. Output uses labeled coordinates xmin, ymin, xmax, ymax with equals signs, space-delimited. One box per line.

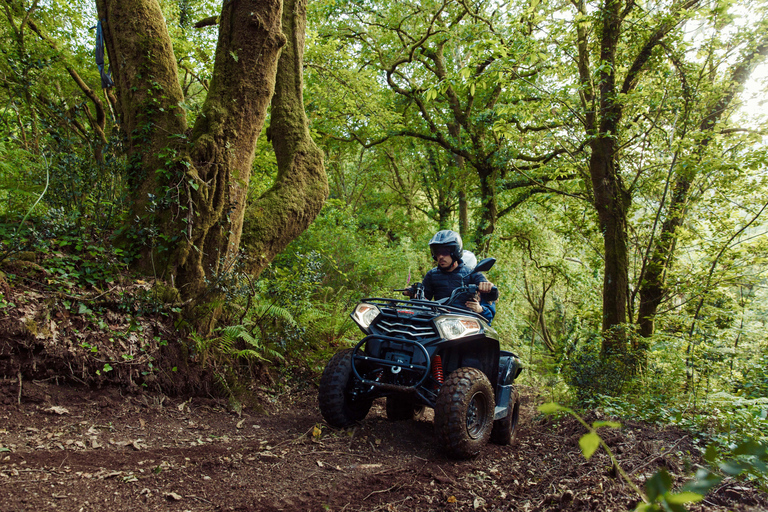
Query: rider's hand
xmin=465 ymin=298 xmax=483 ymax=313
xmin=478 ymin=281 xmax=494 ymax=293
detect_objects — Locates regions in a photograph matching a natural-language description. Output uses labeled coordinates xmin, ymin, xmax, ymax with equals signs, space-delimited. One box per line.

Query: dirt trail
xmin=0 ymin=379 xmax=765 ymax=512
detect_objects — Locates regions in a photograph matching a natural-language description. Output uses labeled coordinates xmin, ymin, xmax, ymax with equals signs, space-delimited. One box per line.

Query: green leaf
xmin=579 ymin=432 xmax=600 ymax=459
xmin=665 ymin=491 xmax=703 ymax=505
xmin=538 ymin=402 xmax=566 ymax=414
xmin=719 ymin=461 xmax=748 ymax=476
xmin=704 ymin=444 xmax=718 ymax=464
xmin=645 ymin=470 xmax=672 ymax=502
xmin=733 ymin=440 xmax=766 ymax=457
xmin=682 ymin=469 xmax=721 ymax=495
xmin=592 ymin=420 xmax=621 ymax=429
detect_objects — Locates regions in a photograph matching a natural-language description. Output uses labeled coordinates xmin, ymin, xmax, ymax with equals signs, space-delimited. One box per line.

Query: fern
xmin=252 ymin=302 xmax=297 ymax=326
xmin=214 ymin=320 xmax=285 ymax=363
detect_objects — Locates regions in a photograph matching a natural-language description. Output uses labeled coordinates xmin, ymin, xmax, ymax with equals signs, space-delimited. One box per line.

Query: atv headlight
xmin=435 ymin=315 xmax=482 ymax=340
xmin=352 ymin=303 xmax=380 ymax=331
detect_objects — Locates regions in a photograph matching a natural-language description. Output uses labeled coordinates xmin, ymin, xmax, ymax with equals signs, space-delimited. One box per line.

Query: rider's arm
xmin=470 ymin=272 xmax=492 ymax=292
xmin=480 ymin=301 xmax=496 ymax=325
xmin=422 ymin=273 xmax=435 ymax=301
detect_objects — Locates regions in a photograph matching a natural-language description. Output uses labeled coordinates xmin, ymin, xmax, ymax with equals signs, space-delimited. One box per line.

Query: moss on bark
xmin=241 ymin=0 xmax=328 ymax=278
xmin=97 ymin=0 xmax=323 ymax=330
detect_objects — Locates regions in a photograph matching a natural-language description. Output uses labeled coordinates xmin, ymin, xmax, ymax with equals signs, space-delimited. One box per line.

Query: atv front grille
xmin=371 ymin=309 xmax=438 ymax=341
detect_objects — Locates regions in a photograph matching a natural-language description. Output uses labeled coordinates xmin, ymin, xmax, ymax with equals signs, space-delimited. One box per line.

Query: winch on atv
xmin=319 ymin=258 xmax=522 ymax=459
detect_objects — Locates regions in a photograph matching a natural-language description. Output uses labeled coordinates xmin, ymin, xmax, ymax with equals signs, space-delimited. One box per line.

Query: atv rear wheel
xmin=386 ymin=396 xmax=426 ymax=421
xmin=434 ymin=367 xmax=495 ymax=459
xmin=491 ymin=386 xmax=520 ymax=445
xmin=319 ymin=349 xmax=372 ymax=427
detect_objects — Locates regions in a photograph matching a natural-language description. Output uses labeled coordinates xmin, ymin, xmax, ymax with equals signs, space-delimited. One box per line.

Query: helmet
xmin=461 ymin=250 xmax=477 ymax=270
xmin=429 ymin=230 xmax=463 ymax=262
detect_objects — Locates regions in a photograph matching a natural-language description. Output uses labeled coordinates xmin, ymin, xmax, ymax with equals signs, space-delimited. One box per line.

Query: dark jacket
xmin=422 ymin=262 xmax=488 ymax=301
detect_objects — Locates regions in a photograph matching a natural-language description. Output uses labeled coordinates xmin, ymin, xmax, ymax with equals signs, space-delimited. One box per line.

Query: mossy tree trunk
xmin=241 ymin=0 xmax=327 ymax=276
xmin=96 ymin=0 xmax=325 ymax=323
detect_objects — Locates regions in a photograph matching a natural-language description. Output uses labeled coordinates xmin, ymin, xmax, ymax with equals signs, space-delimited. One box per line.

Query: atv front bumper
xmin=350 ymin=335 xmax=433 ymax=392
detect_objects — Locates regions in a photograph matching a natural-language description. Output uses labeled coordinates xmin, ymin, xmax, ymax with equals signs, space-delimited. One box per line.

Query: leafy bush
xmin=562 ymin=334 xmax=636 ymax=404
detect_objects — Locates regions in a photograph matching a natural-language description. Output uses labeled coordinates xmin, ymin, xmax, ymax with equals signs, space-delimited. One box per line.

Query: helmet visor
xmin=431 ymin=246 xmax=452 ymax=257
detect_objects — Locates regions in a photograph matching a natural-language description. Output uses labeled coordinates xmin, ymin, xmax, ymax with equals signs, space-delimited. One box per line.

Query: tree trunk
xmin=240 ymin=0 xmax=328 ymax=277
xmin=447 ymin=122 xmax=469 ymax=239
xmin=476 ymin=169 xmax=497 ymax=254
xmin=589 ymin=137 xmax=631 ymax=340
xmin=97 ymin=0 xmax=325 ymax=322
xmin=636 ymin=172 xmax=690 ymax=336
xmin=95 ymin=0 xmax=190 ymax=233
xmin=458 ymin=189 xmax=468 ymax=240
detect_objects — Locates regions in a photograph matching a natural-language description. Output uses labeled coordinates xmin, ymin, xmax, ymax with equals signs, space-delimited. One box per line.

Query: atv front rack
xmin=358 ymin=297 xmax=491 ymax=326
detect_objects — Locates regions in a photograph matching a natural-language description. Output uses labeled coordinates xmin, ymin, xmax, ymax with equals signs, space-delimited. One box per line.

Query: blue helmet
xmin=429 ymin=230 xmax=463 ymax=262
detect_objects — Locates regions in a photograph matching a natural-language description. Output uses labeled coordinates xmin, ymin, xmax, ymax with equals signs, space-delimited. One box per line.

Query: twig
xmin=268 ymin=425 xmax=315 ymax=450
xmin=186 ymin=495 xmax=213 ymax=504
xmin=628 ymin=435 xmax=689 ymax=476
xmin=364 ymin=483 xmax=401 ymax=500
xmin=17 ymin=371 xmax=22 ymax=405
xmin=371 ymin=496 xmax=412 ymax=511
xmin=32 ymin=377 xmax=60 ymax=384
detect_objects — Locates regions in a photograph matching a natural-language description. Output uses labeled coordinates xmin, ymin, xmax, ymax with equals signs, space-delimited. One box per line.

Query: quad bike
xmin=318 ymin=258 xmax=522 ymax=459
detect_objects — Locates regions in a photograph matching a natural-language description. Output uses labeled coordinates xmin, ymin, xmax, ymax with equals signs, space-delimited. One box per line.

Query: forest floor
xmin=1 ymin=379 xmax=766 ymax=512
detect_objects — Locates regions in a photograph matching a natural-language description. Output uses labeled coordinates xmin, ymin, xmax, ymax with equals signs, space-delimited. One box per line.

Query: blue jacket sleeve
xmin=480 ymin=301 xmax=496 ymax=325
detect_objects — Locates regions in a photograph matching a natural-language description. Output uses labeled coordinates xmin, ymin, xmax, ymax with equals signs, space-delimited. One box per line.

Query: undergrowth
xmin=540 ymin=402 xmax=768 ymax=511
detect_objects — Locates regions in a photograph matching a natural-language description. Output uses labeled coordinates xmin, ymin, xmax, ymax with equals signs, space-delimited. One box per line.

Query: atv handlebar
xmin=394 ymin=283 xmax=425 ymax=300
xmin=443 ymin=283 xmax=499 ymax=306
xmin=394 ymin=282 xmax=497 ymax=303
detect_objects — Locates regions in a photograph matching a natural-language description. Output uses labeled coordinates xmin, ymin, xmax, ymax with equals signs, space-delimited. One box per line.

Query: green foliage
xmin=635 ymin=440 xmax=768 ymax=512
xmin=0 ymin=143 xmax=47 ymax=218
xmin=0 ymin=212 xmax=129 ymax=290
xmin=598 ymin=381 xmax=768 ymax=456
xmin=213 ymin=320 xmax=287 ymax=364
xmin=250 ymin=199 xmax=430 ymax=369
xmin=562 ymin=335 xmax=637 ymax=404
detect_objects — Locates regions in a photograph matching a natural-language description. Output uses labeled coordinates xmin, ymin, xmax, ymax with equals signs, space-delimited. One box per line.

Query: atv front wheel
xmin=491 ymin=386 xmax=520 ymax=445
xmin=386 ymin=396 xmax=426 ymax=421
xmin=434 ymin=367 xmax=495 ymax=459
xmin=319 ymin=349 xmax=372 ymax=427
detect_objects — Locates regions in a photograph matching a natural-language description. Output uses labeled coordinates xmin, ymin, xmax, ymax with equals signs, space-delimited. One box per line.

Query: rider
xmin=404 ymin=229 xmax=495 ymax=306
xmin=459 ymin=251 xmax=497 ymax=325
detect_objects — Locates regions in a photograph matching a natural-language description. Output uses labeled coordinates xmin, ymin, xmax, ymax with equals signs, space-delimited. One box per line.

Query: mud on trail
xmin=0 ymin=381 xmax=765 ymax=512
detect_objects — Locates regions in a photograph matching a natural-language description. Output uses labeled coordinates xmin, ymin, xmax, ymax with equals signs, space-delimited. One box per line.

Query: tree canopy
xmin=0 ymin=0 xmax=766 ymax=425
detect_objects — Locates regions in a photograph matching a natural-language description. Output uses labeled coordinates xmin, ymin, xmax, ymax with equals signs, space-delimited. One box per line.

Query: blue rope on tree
xmin=95 ymin=19 xmax=114 ymax=89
